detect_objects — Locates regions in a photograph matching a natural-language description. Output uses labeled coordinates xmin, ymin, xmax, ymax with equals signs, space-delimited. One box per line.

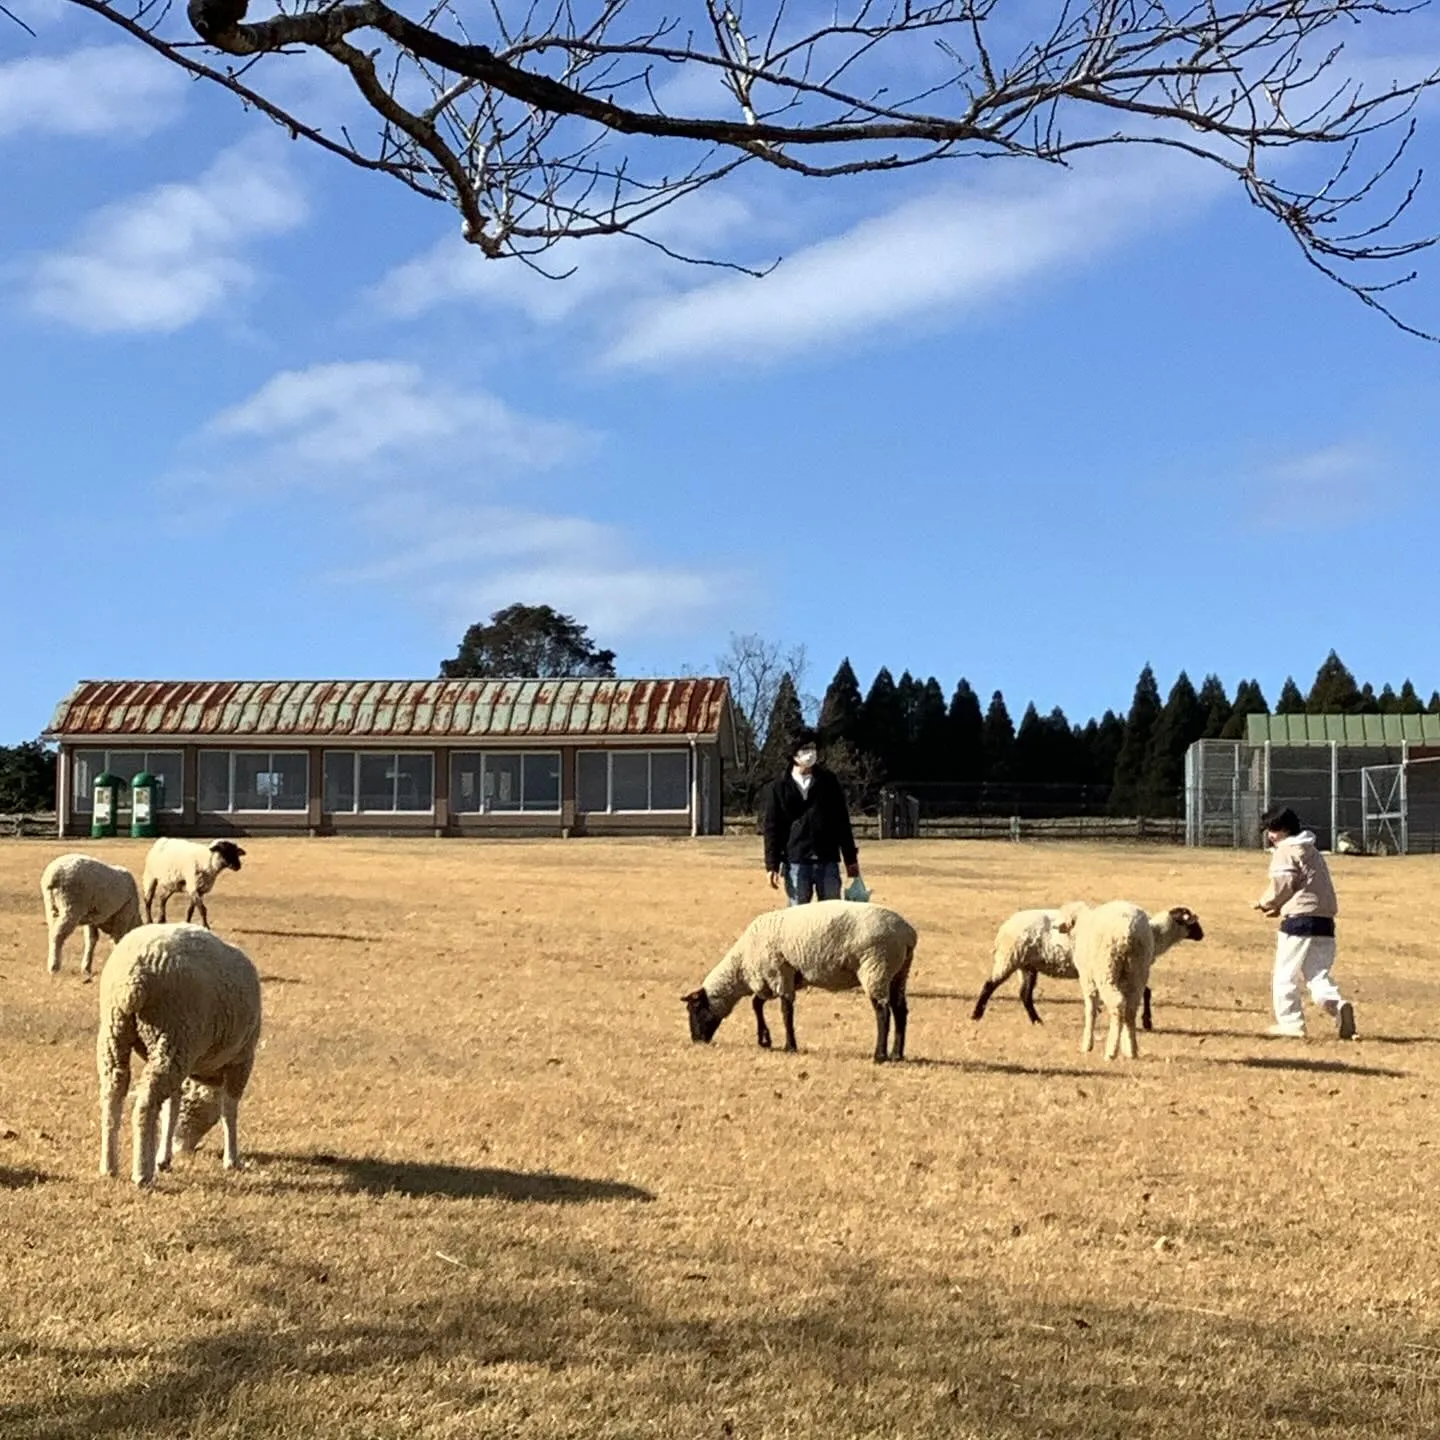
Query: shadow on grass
xmin=253 ymin=1151 xmax=655 ymax=1203
xmin=3 ymin=1251 xmax=1430 ymax=1440
xmin=1222 ymin=1055 xmax=1407 ymax=1078
xmin=235 ymin=928 xmax=378 ymax=944
xmin=906 ymin=1058 xmax=1123 ymax=1080
xmin=0 ymin=1167 xmax=51 ymax=1189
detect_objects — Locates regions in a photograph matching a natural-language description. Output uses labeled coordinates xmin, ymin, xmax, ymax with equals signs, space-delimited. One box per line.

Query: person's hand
xmin=844 ymin=861 xmax=860 ymax=879
xmin=768 ymin=870 xmax=783 ymax=890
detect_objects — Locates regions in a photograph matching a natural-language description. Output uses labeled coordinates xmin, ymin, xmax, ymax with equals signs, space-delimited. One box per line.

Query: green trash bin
xmin=91 ymin=771 xmax=123 ymax=839
xmin=130 ymin=770 xmax=162 ymax=839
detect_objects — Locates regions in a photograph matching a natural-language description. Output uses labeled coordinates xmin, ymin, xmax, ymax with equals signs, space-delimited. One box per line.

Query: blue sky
xmin=3 ymin=9 xmax=1440 ymax=743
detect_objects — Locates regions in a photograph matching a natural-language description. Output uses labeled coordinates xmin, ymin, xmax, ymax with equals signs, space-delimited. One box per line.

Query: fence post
xmin=1009 ymin=815 xmax=1020 ymax=843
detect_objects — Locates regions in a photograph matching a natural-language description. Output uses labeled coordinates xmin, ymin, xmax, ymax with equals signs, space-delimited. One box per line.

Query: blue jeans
xmin=785 ymin=861 xmax=842 ymax=906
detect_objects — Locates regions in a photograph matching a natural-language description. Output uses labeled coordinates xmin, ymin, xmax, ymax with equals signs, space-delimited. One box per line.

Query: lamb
xmin=97 ymin=922 xmax=262 ymax=1186
xmin=142 ymin=838 xmax=245 ymax=928
xmin=39 ymin=853 xmax=143 ymax=980
xmin=683 ymin=899 xmax=916 ymax=1063
xmin=1057 ymin=899 xmax=1155 ymax=1060
xmin=971 ymin=903 xmax=1204 ymax=1030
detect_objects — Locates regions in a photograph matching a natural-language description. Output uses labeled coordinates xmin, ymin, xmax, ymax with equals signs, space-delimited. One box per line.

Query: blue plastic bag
xmin=843 ymin=874 xmax=870 ymax=902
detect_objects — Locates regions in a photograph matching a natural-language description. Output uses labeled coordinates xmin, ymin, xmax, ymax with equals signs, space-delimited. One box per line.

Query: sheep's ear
xmin=681 ymin=989 xmax=707 ymax=1008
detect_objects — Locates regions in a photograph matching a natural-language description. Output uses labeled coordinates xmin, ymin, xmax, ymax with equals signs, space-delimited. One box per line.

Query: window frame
xmin=198 ymin=749 xmax=310 ymax=814
xmin=449 ymin=750 xmax=563 ymax=814
xmin=72 ymin=748 xmax=184 ymax=813
xmin=575 ymin=749 xmax=692 ymax=814
xmin=322 ymin=749 xmax=436 ymax=815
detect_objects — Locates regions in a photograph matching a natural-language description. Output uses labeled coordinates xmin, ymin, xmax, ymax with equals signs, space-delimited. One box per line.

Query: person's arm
xmin=1256 ymin=854 xmax=1300 ymax=915
xmin=761 ymin=780 xmax=783 ymax=877
xmin=830 ymin=774 xmax=860 ymax=875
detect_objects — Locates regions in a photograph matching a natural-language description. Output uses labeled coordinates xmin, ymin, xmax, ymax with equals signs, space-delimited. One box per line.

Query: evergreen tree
xmin=1014 ymin=704 xmax=1083 ymax=784
xmin=1220 ymin=678 xmax=1270 ymax=739
xmin=1109 ymin=664 xmax=1162 ymax=815
xmin=757 ymin=672 xmax=806 ymax=779
xmin=1011 ymin=703 xmax=1045 ymax=784
xmin=1430 ymin=691 xmax=1440 ymax=715
xmin=1144 ymin=671 xmax=1207 ymax=816
xmin=0 ymin=741 xmax=57 ymax=812
xmin=1275 ymin=677 xmax=1307 ymax=714
xmin=912 ymin=677 xmax=950 ymax=781
xmin=1305 ymin=650 xmax=1362 ymax=712
xmin=818 ymin=658 xmax=865 ymax=750
xmin=1378 ymin=683 xmax=1401 ymax=714
xmin=946 ymin=679 xmax=985 ymax=782
xmin=1398 ymin=680 xmax=1425 ymax=714
xmin=1356 ymin=681 xmax=1381 ymax=714
xmin=982 ymin=691 xmax=1015 ymax=782
xmin=440 ymin=602 xmax=616 ymax=677
xmin=860 ymin=668 xmax=907 ymax=781
xmin=893 ymin=671 xmax=922 ymax=779
xmin=1197 ymin=673 xmax=1232 ymax=739
xmin=1083 ymin=711 xmax=1127 ymax=788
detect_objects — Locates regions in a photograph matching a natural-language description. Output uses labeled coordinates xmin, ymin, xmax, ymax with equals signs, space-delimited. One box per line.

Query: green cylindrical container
xmin=91 ymin=771 xmax=122 ymax=839
xmin=129 ymin=770 xmax=161 ymax=839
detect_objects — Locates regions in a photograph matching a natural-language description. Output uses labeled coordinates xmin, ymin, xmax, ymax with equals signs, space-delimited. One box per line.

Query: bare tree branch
xmin=42 ymin=0 xmax=1440 ymax=332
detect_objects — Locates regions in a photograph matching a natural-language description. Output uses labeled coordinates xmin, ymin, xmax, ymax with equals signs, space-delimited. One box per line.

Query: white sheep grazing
xmin=1057 ymin=900 xmax=1153 ymax=1061
xmin=683 ymin=899 xmax=917 ymax=1063
xmin=972 ymin=903 xmax=1205 ymax=1030
xmin=39 ymin=853 xmax=143 ymax=980
xmin=142 ymin=838 xmax=245 ymax=929
xmin=97 ymin=922 xmax=262 ymax=1186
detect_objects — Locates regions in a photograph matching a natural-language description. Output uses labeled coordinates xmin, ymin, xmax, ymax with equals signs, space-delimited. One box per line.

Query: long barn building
xmin=45 ymin=678 xmax=736 ymax=839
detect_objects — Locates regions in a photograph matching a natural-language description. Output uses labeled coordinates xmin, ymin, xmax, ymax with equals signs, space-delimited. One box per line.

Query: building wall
xmin=60 ymin=741 xmax=724 ymax=839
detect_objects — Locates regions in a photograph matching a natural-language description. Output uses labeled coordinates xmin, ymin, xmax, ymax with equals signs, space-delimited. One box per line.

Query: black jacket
xmin=762 ymin=765 xmax=858 ymax=872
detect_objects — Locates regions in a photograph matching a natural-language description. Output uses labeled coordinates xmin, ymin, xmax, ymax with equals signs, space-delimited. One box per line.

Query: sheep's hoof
xmin=757 ymin=1034 xmax=772 ymax=1050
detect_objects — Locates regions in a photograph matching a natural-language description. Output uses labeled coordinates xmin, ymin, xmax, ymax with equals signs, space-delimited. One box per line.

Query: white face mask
xmin=794 ymin=748 xmax=818 ymax=770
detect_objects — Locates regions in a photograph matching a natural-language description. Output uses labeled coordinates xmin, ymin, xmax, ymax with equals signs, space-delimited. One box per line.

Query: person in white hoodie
xmin=1254 ymin=805 xmax=1357 ymax=1040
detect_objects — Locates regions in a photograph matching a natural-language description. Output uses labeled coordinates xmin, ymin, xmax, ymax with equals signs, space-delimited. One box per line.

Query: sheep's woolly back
xmin=1069 ymin=901 xmax=1154 ymax=1008
xmin=704 ymin=900 xmax=916 ymax=1015
xmin=990 ymin=908 xmax=1079 ymax=982
xmin=143 ymin=838 xmax=224 ymax=896
xmin=98 ymin=923 xmax=262 ymax=1085
xmin=40 ymin=854 xmax=141 ymax=938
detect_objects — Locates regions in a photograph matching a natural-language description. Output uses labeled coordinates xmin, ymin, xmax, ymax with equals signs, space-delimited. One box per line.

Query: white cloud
xmin=175 ymin=360 xmax=730 ymax=638
xmin=1249 ymin=443 xmax=1395 ymax=531
xmin=203 ymin=359 xmax=589 ymax=480
xmin=26 ymin=140 xmax=306 ymax=333
xmin=0 ymin=45 xmax=184 ymax=139
xmin=605 ymin=155 xmax=1219 ymax=368
xmin=372 ymin=189 xmax=755 ymax=324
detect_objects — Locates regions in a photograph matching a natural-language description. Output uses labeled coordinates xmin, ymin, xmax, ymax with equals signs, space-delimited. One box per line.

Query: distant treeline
xmin=0 ymin=741 xmax=57 ymax=813
xmin=748 ymin=650 xmax=1437 ymax=819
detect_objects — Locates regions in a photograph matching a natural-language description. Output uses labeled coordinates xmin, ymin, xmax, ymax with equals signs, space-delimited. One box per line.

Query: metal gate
xmin=1361 ymin=763 xmax=1407 ymax=855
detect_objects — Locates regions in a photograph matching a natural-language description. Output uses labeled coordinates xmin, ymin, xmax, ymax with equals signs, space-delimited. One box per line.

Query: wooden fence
xmin=0 ymin=813 xmax=57 ymax=838
xmin=724 ymin=813 xmax=1184 ymax=844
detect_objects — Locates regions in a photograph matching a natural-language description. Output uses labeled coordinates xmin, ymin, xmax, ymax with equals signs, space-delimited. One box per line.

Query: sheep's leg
xmin=219 ymin=1058 xmax=253 ymax=1171
xmin=1122 ymin=1000 xmax=1140 ymax=1060
xmin=888 ymin=976 xmax=908 ymax=1061
xmin=132 ymin=1052 xmax=184 ymax=1187
xmin=752 ymin=996 xmax=772 ymax=1049
xmin=779 ymin=996 xmax=798 ymax=1053
xmin=971 ymin=978 xmax=1000 ymax=1021
xmin=1141 ymin=985 xmax=1153 ymax=1032
xmin=157 ymin=1093 xmax=181 ymax=1171
xmin=187 ymin=892 xmax=210 ymax=929
xmin=98 ymin=1016 xmax=135 ymax=1177
xmin=1080 ymin=991 xmax=1097 ymax=1054
xmin=81 ymin=926 xmax=99 ymax=981
xmin=1104 ymin=1007 xmax=1123 ymax=1061
xmin=47 ymin=915 xmax=75 ymax=975
xmin=871 ymin=998 xmax=892 ymax=1064
xmin=143 ymin=879 xmax=157 ymax=923
xmin=1019 ymin=970 xmax=1044 ymax=1025
xmin=156 ymin=889 xmax=169 ymax=922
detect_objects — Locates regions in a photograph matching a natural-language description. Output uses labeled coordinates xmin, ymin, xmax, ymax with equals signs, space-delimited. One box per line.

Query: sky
xmin=3 ymin=7 xmax=1440 ymax=743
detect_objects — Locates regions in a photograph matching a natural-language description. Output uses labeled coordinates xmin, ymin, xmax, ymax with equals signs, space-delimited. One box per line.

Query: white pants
xmin=1272 ymin=933 xmax=1343 ymax=1026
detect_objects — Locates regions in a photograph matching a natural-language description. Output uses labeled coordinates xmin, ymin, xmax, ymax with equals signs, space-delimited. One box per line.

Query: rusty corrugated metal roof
xmin=45 ymin=678 xmax=736 ymax=749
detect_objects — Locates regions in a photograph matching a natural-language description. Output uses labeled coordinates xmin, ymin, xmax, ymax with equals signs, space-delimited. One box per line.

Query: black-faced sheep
xmin=142 ymin=838 xmax=245 ymax=929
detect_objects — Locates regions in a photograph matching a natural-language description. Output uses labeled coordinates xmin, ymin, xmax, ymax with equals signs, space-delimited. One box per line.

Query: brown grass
xmin=2 ymin=835 xmax=1439 ymax=1438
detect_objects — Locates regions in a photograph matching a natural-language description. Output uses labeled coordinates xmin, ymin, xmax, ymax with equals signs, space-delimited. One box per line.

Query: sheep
xmin=683 ymin=899 xmax=916 ymax=1063
xmin=971 ymin=903 xmax=1204 ymax=1030
xmin=97 ymin=922 xmax=261 ymax=1186
xmin=142 ymin=838 xmax=245 ymax=929
xmin=39 ymin=853 xmax=143 ymax=980
xmin=1057 ymin=899 xmax=1154 ymax=1061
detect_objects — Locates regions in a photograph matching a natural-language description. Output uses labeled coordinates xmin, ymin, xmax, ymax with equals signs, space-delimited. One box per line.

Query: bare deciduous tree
xmin=716 ymin=631 xmax=806 ymax=812
xmin=45 ymin=0 xmax=1440 ymax=334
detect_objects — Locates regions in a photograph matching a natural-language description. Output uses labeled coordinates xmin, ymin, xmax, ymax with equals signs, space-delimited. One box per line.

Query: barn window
xmin=198 ymin=751 xmax=309 ymax=812
xmin=449 ymin=752 xmax=561 ymax=812
xmin=72 ymin=749 xmax=183 ymax=813
xmin=323 ymin=751 xmax=435 ymax=813
xmin=575 ymin=750 xmax=690 ymax=812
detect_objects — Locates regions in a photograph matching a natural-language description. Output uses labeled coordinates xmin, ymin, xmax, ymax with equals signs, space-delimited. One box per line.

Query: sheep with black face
xmin=684 ymin=900 xmax=917 ymax=1063
xmin=142 ymin=838 xmax=246 ymax=930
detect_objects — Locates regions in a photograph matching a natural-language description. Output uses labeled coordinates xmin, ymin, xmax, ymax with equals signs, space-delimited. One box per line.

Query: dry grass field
xmin=3 ymin=834 xmax=1440 ymax=1438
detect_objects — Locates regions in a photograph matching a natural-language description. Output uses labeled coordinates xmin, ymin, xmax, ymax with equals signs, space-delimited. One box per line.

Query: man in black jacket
xmin=762 ymin=727 xmax=860 ymax=904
